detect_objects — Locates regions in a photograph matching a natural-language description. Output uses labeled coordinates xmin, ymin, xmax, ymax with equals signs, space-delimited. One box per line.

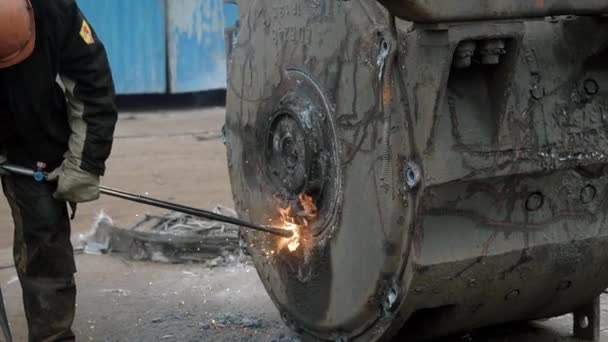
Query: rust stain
xmin=536 ymin=0 xmax=545 ymax=8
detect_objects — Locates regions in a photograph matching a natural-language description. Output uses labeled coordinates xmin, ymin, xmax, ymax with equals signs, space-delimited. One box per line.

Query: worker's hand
xmin=47 ymin=157 xmax=100 ymax=203
xmin=0 ymin=155 xmax=7 ymax=176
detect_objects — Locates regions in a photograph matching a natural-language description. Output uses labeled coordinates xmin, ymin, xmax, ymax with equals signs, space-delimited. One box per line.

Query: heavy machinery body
xmin=224 ymin=0 xmax=608 ymax=340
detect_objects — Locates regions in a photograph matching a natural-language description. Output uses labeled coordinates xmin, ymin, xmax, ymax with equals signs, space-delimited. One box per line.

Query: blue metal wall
xmin=76 ymin=0 xmax=237 ymax=95
xmin=167 ymin=0 xmax=227 ymax=93
xmin=77 ymin=0 xmax=167 ymax=95
xmin=224 ymin=2 xmax=239 ymax=28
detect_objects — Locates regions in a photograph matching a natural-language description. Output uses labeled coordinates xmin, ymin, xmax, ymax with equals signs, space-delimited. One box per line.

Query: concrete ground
xmin=0 ymin=107 xmax=607 ymax=341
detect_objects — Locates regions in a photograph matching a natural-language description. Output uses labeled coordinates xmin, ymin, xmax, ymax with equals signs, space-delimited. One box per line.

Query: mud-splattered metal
xmin=224 ymin=0 xmax=608 ymax=340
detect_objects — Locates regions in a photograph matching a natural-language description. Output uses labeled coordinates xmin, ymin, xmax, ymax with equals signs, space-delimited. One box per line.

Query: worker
xmin=0 ymin=0 xmax=117 ymax=340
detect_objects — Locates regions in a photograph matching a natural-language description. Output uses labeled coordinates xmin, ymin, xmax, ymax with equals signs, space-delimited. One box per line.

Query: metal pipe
xmin=98 ymin=186 xmax=293 ymax=238
xmin=1 ymin=164 xmax=293 ymax=239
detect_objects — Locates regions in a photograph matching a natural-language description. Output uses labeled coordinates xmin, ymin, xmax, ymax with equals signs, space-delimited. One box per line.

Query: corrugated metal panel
xmin=77 ymin=0 xmax=167 ymax=95
xmin=167 ymin=0 xmax=227 ymax=93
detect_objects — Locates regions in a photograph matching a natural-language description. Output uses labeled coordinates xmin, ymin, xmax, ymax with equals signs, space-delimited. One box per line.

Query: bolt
xmin=453 ymin=41 xmax=476 ymax=69
xmin=580 ymin=185 xmax=596 ymax=204
xmin=530 ymin=84 xmax=545 ymax=100
xmin=525 ymin=192 xmax=544 ymax=211
xmin=406 ymin=169 xmax=417 ymax=185
xmin=404 ymin=162 xmax=421 ymax=190
xmin=479 ymin=39 xmax=506 ymax=65
xmin=505 ymin=289 xmax=520 ymax=301
xmin=384 ymin=286 xmax=399 ymax=312
xmin=557 ymin=280 xmax=572 ymax=291
xmin=584 ymin=78 xmax=599 ymax=96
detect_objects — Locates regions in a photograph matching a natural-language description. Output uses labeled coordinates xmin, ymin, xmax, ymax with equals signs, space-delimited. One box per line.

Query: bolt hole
xmin=525 ymin=192 xmax=544 ymax=211
xmin=579 ymin=316 xmax=589 ymax=329
xmin=382 ymin=41 xmax=389 ymax=50
xmin=580 ymin=184 xmax=596 ymax=204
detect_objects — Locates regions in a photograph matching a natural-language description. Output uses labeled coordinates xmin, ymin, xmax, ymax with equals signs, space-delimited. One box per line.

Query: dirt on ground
xmin=0 ymin=108 xmax=607 ymax=342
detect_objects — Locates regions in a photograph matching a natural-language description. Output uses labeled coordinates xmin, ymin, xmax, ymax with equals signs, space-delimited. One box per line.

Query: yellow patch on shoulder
xmin=79 ymin=20 xmax=95 ymax=45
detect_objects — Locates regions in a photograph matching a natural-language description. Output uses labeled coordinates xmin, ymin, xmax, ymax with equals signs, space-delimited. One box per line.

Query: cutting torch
xmin=0 ymin=164 xmax=293 ymax=239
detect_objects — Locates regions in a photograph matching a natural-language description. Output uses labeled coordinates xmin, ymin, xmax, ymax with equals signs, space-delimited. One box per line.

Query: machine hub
xmin=262 ymin=70 xmax=341 ymax=237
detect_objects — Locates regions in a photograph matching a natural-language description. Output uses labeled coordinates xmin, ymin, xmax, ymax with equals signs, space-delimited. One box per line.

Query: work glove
xmin=47 ymin=157 xmax=101 ymax=203
xmin=0 ymin=155 xmax=7 ymax=176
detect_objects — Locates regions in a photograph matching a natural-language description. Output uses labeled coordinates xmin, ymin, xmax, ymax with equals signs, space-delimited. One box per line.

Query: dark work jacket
xmin=0 ymin=0 xmax=117 ymax=175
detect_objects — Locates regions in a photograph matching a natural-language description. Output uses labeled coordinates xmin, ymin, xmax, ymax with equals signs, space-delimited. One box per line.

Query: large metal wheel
xmin=224 ymin=1 xmax=412 ymax=340
xmin=225 ymin=1 xmax=608 ymax=341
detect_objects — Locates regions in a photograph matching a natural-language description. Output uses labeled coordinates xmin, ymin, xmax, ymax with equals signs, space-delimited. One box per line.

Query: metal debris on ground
xmin=201 ymin=313 xmax=265 ymax=330
xmin=79 ymin=207 xmax=242 ymax=264
xmin=101 ymin=289 xmax=132 ymax=297
xmin=79 ymin=210 xmax=113 ymax=255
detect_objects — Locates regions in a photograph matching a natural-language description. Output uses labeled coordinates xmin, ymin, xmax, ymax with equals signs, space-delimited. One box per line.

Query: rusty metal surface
xmin=225 ymin=0 xmax=608 ymax=341
xmin=377 ymin=0 xmax=608 ymax=23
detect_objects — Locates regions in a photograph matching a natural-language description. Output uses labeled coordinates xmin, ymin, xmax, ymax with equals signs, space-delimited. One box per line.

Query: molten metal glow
xmin=299 ymin=193 xmax=318 ymax=219
xmin=277 ymin=194 xmax=318 ymax=253
xmin=278 ymin=206 xmax=301 ymax=252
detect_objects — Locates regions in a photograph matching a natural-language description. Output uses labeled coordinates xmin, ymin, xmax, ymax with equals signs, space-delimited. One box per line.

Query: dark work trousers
xmin=1 ymin=175 xmax=76 ymax=342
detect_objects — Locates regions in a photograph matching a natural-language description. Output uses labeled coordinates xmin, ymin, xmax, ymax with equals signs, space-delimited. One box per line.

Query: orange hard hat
xmin=0 ymin=0 xmax=35 ymax=68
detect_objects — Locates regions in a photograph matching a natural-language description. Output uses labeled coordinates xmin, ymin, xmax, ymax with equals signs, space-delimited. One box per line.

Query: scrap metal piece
xmin=82 ymin=210 xmax=241 ymax=264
